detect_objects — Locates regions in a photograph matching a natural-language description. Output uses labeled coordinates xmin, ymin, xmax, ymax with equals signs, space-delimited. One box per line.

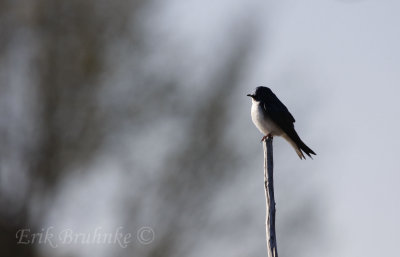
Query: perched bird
xmin=247 ymin=86 xmax=316 ymax=159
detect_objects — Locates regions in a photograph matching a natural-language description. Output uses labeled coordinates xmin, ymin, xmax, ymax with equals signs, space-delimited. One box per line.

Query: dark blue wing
xmin=261 ymin=92 xmax=295 ymax=128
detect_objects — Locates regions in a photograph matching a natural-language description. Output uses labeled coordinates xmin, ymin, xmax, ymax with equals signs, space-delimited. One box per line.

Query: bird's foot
xmin=260 ymin=134 xmax=273 ymax=142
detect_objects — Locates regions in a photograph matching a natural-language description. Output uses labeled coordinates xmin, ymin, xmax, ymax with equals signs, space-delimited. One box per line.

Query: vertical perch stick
xmin=263 ymin=137 xmax=278 ymax=257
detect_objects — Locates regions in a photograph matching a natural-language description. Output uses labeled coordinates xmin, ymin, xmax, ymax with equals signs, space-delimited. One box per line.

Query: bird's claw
xmin=260 ymin=134 xmax=273 ymax=142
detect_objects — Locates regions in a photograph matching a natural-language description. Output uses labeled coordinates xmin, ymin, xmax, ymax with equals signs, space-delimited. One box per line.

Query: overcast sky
xmin=251 ymin=1 xmax=400 ymax=256
xmin=156 ymin=1 xmax=400 ymax=255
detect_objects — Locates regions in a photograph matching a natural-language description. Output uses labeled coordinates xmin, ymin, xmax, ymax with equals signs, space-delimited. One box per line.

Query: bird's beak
xmin=247 ymin=94 xmax=254 ymax=98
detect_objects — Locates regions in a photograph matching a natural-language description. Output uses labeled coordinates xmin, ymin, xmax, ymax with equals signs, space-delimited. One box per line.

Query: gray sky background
xmin=8 ymin=0 xmax=399 ymax=256
xmin=146 ymin=1 xmax=400 ymax=255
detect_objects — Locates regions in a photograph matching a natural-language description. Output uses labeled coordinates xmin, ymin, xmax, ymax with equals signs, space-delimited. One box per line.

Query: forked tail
xmin=283 ymin=132 xmax=316 ymax=160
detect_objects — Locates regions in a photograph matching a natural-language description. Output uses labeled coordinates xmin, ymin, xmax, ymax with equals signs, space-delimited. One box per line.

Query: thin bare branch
xmin=264 ymin=137 xmax=278 ymax=257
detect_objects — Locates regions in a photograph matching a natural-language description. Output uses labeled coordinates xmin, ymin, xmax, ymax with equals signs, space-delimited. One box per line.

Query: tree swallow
xmin=247 ymin=86 xmax=316 ymax=159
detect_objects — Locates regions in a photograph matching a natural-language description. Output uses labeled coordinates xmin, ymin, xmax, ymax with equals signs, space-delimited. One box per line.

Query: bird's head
xmin=247 ymin=86 xmax=272 ymax=101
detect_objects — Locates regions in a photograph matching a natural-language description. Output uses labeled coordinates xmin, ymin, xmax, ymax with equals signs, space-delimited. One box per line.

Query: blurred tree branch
xmin=0 ymin=1 xmax=147 ymax=256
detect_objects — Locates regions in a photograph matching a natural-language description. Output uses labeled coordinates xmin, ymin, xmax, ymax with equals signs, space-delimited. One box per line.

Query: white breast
xmin=250 ymin=100 xmax=283 ymax=136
